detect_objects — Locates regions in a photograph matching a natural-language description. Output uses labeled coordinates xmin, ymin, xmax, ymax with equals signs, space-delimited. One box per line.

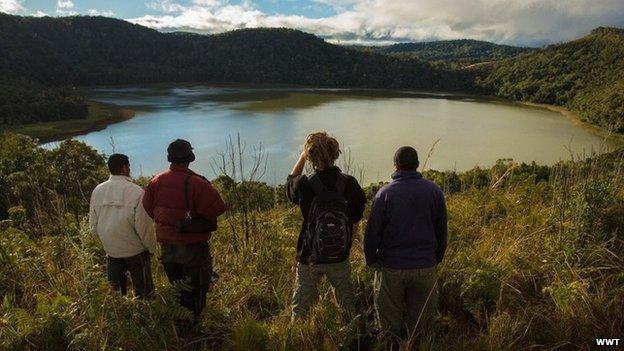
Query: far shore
xmin=7 ymin=101 xmax=136 ymax=144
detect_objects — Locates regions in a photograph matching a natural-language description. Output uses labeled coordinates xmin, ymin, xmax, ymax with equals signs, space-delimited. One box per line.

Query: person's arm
xmin=135 ymin=193 xmax=157 ymax=253
xmin=434 ymin=190 xmax=448 ymax=263
xmin=286 ymin=151 xmax=307 ymax=204
xmin=364 ymin=192 xmax=386 ymax=266
xmin=142 ymin=181 xmax=155 ymax=219
xmin=88 ymin=189 xmax=98 ymax=236
xmin=290 ymin=151 xmax=306 ymax=176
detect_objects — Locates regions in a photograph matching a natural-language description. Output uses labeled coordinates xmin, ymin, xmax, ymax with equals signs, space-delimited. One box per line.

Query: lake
xmin=45 ymin=85 xmax=618 ymax=184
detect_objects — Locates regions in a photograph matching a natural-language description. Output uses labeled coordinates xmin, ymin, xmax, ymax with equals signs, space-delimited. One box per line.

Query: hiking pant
xmin=161 ymin=242 xmax=213 ymax=319
xmin=291 ymin=260 xmax=355 ymax=320
xmin=107 ymin=251 xmax=154 ymax=299
xmin=373 ymin=265 xmax=438 ymax=339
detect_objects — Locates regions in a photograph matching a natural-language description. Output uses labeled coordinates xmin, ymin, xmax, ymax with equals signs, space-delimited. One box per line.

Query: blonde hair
xmin=304 ymin=132 xmax=341 ymax=170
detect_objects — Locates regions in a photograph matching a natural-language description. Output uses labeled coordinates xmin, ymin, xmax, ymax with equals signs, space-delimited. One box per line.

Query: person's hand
xmin=299 ymin=149 xmax=307 ymax=160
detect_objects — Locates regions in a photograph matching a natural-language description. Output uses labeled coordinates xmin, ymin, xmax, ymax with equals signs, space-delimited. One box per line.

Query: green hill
xmin=359 ymin=39 xmax=533 ymax=63
xmin=0 ymin=14 xmax=468 ymax=88
xmin=478 ymin=27 xmax=624 ymax=132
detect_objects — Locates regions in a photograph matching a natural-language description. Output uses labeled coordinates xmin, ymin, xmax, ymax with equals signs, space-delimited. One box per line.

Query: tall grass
xmin=1 ymin=146 xmax=623 ymax=350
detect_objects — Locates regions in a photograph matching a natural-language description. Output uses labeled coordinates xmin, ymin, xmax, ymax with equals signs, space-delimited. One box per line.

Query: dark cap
xmin=167 ymin=139 xmax=195 ymax=163
xmin=394 ymin=146 xmax=419 ymax=170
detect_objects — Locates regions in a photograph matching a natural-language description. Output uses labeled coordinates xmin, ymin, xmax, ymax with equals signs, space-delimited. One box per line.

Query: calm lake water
xmin=45 ymin=85 xmax=617 ymax=184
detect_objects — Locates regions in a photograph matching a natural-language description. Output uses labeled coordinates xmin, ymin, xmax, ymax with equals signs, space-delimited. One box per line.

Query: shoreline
xmin=519 ymin=101 xmax=624 ymax=146
xmin=11 ymin=86 xmax=623 ymax=146
xmin=9 ymin=101 xmax=136 ymax=144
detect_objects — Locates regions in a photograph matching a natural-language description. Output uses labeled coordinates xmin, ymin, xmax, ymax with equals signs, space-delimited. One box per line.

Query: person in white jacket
xmin=89 ymin=154 xmax=156 ymax=298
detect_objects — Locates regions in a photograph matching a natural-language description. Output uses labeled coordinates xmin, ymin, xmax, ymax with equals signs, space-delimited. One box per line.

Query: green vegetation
xmin=1 ymin=132 xmax=622 ymax=350
xmin=0 ymin=14 xmax=470 ymax=88
xmin=478 ymin=27 xmax=624 ymax=132
xmin=0 ymin=80 xmax=88 ymax=126
xmin=6 ymin=101 xmax=134 ymax=143
xmin=357 ymin=39 xmax=533 ymax=64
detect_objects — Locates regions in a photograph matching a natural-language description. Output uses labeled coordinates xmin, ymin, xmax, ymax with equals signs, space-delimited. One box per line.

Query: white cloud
xmin=0 ymin=0 xmax=24 ymax=14
xmin=32 ymin=10 xmax=48 ymax=17
xmin=147 ymin=0 xmax=187 ymax=14
xmin=192 ymin=0 xmax=221 ymax=7
xmin=88 ymin=9 xmax=116 ymax=17
xmin=56 ymin=0 xmax=77 ymax=15
xmin=57 ymin=0 xmax=73 ymax=10
xmin=129 ymin=0 xmax=624 ymax=46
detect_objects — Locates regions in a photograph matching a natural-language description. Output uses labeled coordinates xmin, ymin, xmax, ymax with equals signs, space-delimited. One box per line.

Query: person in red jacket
xmin=143 ymin=139 xmax=227 ymax=323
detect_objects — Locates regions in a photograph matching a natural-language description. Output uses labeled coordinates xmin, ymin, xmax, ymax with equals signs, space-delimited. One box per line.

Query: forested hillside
xmin=359 ymin=39 xmax=533 ymax=63
xmin=478 ymin=27 xmax=624 ymax=132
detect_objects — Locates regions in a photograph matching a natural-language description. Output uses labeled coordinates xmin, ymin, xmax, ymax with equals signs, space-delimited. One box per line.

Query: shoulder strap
xmin=184 ymin=174 xmax=192 ymax=219
xmin=334 ymin=173 xmax=347 ymax=195
xmin=309 ymin=173 xmax=326 ymax=195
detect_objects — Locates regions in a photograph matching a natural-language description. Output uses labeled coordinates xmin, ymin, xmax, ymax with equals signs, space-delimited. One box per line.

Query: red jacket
xmin=143 ymin=165 xmax=227 ymax=244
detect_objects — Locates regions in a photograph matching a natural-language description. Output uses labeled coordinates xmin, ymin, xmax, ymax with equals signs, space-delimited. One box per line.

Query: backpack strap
xmin=308 ymin=173 xmax=326 ymax=195
xmin=182 ymin=170 xmax=209 ymax=219
xmin=184 ymin=175 xmax=192 ymax=219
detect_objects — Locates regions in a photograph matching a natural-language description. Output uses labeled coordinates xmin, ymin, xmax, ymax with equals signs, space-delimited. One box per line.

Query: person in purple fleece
xmin=364 ymin=146 xmax=448 ymax=342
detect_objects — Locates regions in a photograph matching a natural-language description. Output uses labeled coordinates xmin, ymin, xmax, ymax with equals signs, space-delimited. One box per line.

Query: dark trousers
xmin=161 ymin=242 xmax=213 ymax=319
xmin=373 ymin=266 xmax=438 ymax=340
xmin=107 ymin=251 xmax=154 ymax=299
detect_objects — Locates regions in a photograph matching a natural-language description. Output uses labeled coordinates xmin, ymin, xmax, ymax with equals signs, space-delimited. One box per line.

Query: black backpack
xmin=305 ymin=173 xmax=352 ymax=264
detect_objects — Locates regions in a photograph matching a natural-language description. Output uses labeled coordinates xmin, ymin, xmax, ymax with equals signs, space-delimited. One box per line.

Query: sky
xmin=1 ymin=0 xmax=624 ymax=47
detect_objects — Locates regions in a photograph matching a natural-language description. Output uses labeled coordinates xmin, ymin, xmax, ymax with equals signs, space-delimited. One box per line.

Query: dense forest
xmin=1 ymin=133 xmax=622 ymax=350
xmin=477 ymin=27 xmax=624 ymax=132
xmin=355 ymin=39 xmax=533 ymax=64
xmin=0 ymin=80 xmax=88 ymax=125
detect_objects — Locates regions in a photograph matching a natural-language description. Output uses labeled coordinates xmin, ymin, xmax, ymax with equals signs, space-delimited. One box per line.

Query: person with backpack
xmin=286 ymin=132 xmax=366 ymax=320
xmin=364 ymin=146 xmax=447 ymax=341
xmin=142 ymin=139 xmax=227 ymax=324
xmin=89 ymin=154 xmax=156 ymax=299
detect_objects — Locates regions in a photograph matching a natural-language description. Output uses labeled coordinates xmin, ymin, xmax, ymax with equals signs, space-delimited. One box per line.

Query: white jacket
xmin=89 ymin=175 xmax=156 ymax=258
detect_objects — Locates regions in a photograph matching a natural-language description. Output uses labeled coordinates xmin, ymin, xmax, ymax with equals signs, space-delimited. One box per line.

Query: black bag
xmin=175 ymin=174 xmax=218 ymax=234
xmin=305 ymin=173 xmax=352 ymax=264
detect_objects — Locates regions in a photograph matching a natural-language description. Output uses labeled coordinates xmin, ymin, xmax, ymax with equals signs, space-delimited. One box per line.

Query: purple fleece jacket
xmin=364 ymin=171 xmax=447 ymax=269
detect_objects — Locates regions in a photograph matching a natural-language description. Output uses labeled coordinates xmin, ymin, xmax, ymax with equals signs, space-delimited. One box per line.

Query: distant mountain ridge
xmin=355 ymin=39 xmax=534 ymax=63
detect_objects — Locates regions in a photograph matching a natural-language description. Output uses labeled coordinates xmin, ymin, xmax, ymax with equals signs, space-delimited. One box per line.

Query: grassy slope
xmin=1 ymin=150 xmax=623 ymax=350
xmin=6 ymin=102 xmax=134 ymax=143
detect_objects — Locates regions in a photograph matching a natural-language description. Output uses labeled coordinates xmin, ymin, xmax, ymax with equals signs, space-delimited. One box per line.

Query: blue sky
xmin=18 ymin=0 xmax=341 ymax=18
xmin=2 ymin=0 xmax=624 ymax=47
